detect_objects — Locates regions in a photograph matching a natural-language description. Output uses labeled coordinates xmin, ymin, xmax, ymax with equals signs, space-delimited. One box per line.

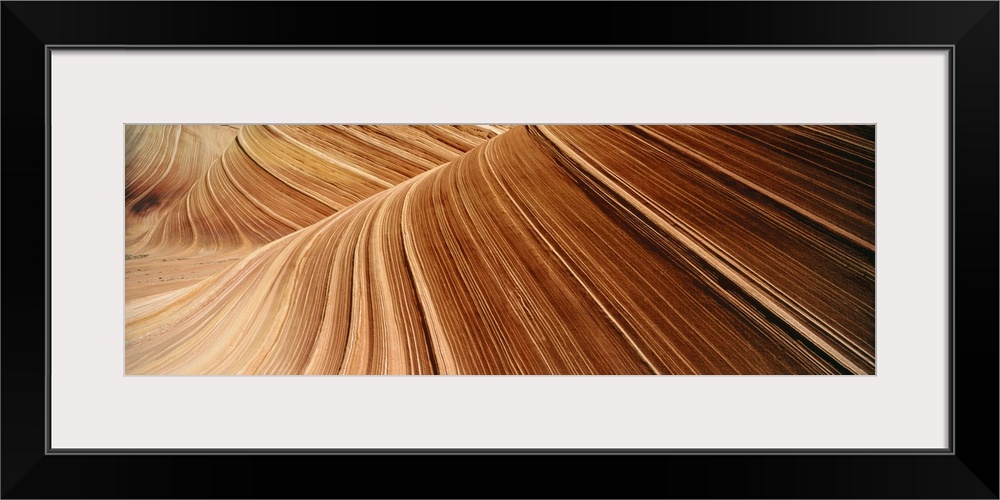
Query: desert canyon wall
xmin=124 ymin=125 xmax=875 ymax=375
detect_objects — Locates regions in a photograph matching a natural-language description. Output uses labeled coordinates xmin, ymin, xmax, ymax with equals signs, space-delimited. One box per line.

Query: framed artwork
xmin=3 ymin=1 xmax=996 ymax=498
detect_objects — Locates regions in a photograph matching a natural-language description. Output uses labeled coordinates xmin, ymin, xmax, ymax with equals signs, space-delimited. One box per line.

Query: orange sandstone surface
xmin=125 ymin=125 xmax=875 ymax=375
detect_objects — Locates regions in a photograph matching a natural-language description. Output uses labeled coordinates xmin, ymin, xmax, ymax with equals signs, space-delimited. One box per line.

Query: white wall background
xmin=50 ymin=50 xmax=949 ymax=450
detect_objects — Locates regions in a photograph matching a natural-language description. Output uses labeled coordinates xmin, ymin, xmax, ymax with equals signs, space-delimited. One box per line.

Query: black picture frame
xmin=3 ymin=2 xmax=997 ymax=498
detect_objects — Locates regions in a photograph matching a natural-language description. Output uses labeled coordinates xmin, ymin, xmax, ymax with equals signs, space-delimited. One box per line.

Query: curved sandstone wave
xmin=125 ymin=125 xmax=876 ymax=375
xmin=125 ymin=125 xmax=240 ymax=239
xmin=125 ymin=125 xmax=506 ymax=300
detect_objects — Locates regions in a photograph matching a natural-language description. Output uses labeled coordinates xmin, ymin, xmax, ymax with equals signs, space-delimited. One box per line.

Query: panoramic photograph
xmin=124 ymin=124 xmax=875 ymax=375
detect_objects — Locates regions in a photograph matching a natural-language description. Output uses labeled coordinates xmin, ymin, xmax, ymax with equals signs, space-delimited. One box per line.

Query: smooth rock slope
xmin=125 ymin=125 xmax=875 ymax=375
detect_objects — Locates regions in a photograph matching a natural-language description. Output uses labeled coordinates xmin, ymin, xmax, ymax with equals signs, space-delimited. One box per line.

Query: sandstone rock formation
xmin=125 ymin=125 xmax=875 ymax=375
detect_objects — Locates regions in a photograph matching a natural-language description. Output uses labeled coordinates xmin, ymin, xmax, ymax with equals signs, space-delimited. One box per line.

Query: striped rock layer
xmin=125 ymin=125 xmax=875 ymax=375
